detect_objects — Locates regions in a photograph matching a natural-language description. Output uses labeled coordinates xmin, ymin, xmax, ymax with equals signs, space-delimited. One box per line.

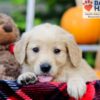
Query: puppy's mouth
xmin=37 ymin=74 xmax=53 ymax=82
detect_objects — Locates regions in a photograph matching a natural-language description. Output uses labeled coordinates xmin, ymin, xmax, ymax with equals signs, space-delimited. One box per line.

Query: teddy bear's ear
xmin=14 ymin=33 xmax=30 ymax=64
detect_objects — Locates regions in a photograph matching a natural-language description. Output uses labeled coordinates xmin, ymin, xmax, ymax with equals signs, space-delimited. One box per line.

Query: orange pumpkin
xmin=95 ymin=70 xmax=100 ymax=79
xmin=61 ymin=6 xmax=100 ymax=44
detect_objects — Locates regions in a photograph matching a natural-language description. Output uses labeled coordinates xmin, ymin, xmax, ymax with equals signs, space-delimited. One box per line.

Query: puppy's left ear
xmin=65 ymin=34 xmax=82 ymax=67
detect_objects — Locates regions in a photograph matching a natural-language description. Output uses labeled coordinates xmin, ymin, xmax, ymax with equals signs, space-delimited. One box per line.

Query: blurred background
xmin=0 ymin=0 xmax=76 ymax=32
xmin=0 ymin=0 xmax=100 ymax=68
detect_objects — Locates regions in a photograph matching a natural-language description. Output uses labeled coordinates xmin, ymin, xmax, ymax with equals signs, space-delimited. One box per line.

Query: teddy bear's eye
xmin=32 ymin=47 xmax=39 ymax=53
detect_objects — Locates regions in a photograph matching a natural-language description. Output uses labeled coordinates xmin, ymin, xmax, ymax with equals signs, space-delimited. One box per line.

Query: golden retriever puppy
xmin=14 ymin=23 xmax=97 ymax=99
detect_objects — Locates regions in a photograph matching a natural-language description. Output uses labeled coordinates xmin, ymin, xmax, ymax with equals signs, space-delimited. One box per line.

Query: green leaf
xmin=11 ymin=0 xmax=26 ymax=5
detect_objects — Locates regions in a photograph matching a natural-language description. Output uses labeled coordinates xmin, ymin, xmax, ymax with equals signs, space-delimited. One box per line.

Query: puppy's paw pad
xmin=17 ymin=72 xmax=37 ymax=85
xmin=67 ymin=78 xmax=86 ymax=99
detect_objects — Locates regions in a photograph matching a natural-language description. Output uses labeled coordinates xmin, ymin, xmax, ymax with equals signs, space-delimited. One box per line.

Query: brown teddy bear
xmin=0 ymin=13 xmax=21 ymax=80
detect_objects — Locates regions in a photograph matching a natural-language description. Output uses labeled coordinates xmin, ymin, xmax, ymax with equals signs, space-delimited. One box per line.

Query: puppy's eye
xmin=54 ymin=48 xmax=61 ymax=54
xmin=32 ymin=47 xmax=39 ymax=53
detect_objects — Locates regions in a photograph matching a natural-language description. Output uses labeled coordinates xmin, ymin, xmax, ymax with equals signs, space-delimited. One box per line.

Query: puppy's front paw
xmin=67 ymin=78 xmax=86 ymax=99
xmin=17 ymin=72 xmax=37 ymax=85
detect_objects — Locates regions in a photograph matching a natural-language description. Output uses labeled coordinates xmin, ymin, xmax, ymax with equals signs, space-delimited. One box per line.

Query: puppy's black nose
xmin=40 ymin=63 xmax=51 ymax=73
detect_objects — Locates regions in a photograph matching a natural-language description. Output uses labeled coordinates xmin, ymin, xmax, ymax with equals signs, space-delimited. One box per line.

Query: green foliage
xmin=9 ymin=0 xmax=75 ymax=32
xmin=10 ymin=0 xmax=26 ymax=32
xmin=11 ymin=11 xmax=26 ymax=32
xmin=83 ymin=52 xmax=96 ymax=68
xmin=34 ymin=18 xmax=42 ymax=25
xmin=35 ymin=0 xmax=75 ymax=25
xmin=0 ymin=0 xmax=95 ymax=66
xmin=11 ymin=0 xmax=26 ymax=5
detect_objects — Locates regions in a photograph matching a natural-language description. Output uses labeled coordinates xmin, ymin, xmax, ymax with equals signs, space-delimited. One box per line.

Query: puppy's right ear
xmin=14 ymin=33 xmax=30 ymax=64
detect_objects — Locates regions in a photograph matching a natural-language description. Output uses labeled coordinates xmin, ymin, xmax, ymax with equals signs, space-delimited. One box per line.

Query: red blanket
xmin=0 ymin=80 xmax=99 ymax=100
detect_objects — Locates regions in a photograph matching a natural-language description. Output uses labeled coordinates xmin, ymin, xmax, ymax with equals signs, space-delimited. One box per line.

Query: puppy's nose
xmin=40 ymin=63 xmax=51 ymax=73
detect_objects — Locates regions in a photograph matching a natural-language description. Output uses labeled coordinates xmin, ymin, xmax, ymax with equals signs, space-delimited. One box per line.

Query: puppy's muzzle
xmin=40 ymin=63 xmax=51 ymax=73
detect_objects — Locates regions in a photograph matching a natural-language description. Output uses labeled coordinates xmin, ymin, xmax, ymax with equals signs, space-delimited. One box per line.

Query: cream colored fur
xmin=14 ymin=23 xmax=97 ymax=99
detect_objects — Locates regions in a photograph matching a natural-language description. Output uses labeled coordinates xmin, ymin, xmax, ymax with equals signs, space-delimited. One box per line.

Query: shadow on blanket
xmin=0 ymin=80 xmax=99 ymax=100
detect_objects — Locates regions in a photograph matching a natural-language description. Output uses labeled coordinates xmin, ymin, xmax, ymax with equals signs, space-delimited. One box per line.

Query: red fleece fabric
xmin=81 ymin=83 xmax=95 ymax=100
xmin=0 ymin=81 xmax=96 ymax=100
xmin=50 ymin=82 xmax=95 ymax=100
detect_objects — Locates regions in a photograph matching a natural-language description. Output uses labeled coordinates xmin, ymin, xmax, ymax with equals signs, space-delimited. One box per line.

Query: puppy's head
xmin=14 ymin=23 xmax=82 ymax=82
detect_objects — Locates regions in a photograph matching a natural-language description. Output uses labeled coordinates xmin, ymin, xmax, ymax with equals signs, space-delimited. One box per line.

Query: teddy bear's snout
xmin=3 ymin=24 xmax=13 ymax=32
